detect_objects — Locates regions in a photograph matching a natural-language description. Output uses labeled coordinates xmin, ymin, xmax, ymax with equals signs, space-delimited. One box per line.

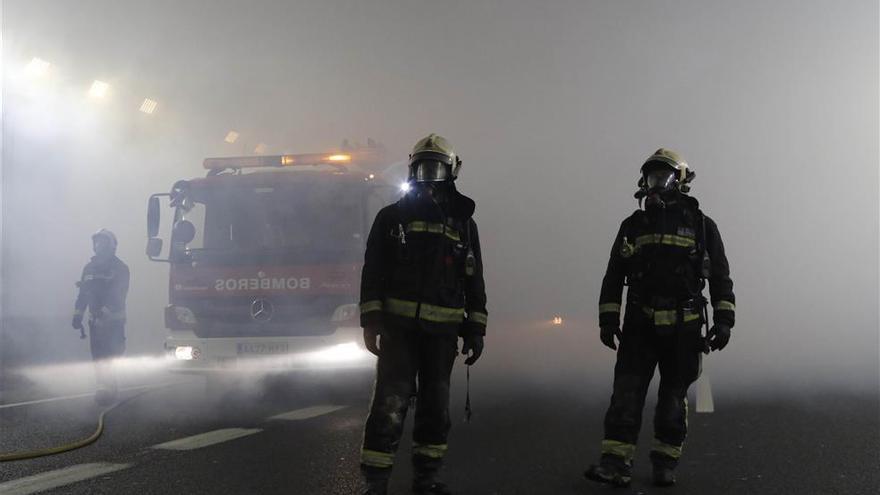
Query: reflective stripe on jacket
xmin=360 ymin=191 xmax=488 ymax=336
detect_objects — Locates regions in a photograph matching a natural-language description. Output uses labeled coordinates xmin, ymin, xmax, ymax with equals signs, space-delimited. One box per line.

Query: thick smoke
xmin=1 ymin=0 xmax=877 ymax=400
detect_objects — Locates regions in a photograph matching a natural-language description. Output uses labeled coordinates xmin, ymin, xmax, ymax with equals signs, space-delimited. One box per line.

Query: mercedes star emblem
xmin=250 ymin=298 xmax=274 ymax=322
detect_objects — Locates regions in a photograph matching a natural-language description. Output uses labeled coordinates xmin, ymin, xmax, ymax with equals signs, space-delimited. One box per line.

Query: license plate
xmin=236 ymin=342 xmax=290 ymax=355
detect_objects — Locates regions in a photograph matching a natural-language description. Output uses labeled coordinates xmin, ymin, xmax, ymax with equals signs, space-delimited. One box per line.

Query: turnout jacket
xmin=359 ymin=190 xmax=488 ymax=337
xmin=75 ymin=255 xmax=130 ymax=326
xmin=598 ymin=196 xmax=735 ymax=329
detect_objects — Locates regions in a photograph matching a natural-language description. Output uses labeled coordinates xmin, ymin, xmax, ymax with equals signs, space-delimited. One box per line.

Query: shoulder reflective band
xmin=360 ymin=300 xmax=383 ymax=314
xmin=601 ymin=439 xmax=636 ymax=462
xmin=599 ymin=303 xmax=621 ymax=314
xmin=406 ymin=221 xmax=461 ymax=241
xmin=361 ymin=449 xmax=395 ymax=468
xmin=468 ymin=311 xmax=488 ymax=326
xmin=413 ymin=443 xmax=448 ymax=459
xmin=651 ymin=439 xmax=683 ymax=459
xmin=642 ymin=307 xmax=701 ymax=326
xmin=634 ymin=234 xmax=696 ymax=249
xmin=714 ymin=300 xmax=736 ymax=312
xmin=384 ymin=298 xmax=465 ymax=324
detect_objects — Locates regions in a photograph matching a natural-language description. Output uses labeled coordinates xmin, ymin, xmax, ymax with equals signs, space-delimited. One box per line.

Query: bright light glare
xmin=139 ymin=98 xmax=158 ymax=114
xmin=24 ymin=57 xmax=51 ymax=77
xmin=224 ymin=131 xmax=239 ymax=143
xmin=88 ymin=80 xmax=110 ymax=98
xmin=552 ymin=316 xmax=563 ymax=325
xmin=16 ymin=355 xmax=178 ymax=398
xmin=174 ymin=346 xmax=195 ymax=360
xmin=400 ymin=182 xmax=411 ymax=193
xmin=327 ymin=154 xmax=351 ymax=162
xmin=305 ymin=342 xmax=370 ymax=365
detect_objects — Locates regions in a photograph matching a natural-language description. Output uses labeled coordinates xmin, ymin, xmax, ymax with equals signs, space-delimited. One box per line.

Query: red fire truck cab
xmin=146 ymin=144 xmax=397 ymax=372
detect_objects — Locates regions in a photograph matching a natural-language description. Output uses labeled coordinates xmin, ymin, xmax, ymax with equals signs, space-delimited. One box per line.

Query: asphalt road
xmin=1 ymin=355 xmax=877 ymax=495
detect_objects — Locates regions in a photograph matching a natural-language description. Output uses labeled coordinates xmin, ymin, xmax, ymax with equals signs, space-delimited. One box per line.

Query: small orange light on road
xmin=552 ymin=316 xmax=563 ymax=325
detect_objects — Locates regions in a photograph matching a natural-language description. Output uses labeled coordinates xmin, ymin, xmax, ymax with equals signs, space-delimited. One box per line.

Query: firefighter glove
xmin=72 ymin=314 xmax=84 ymax=330
xmin=363 ymin=325 xmax=382 ymax=356
xmin=461 ymin=334 xmax=484 ymax=365
xmin=600 ymin=325 xmax=622 ymax=351
xmin=707 ymin=324 xmax=731 ymax=351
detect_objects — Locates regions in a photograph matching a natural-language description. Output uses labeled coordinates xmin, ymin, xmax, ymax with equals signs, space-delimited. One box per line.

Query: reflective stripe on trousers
xmin=652 ymin=438 xmax=683 ymax=459
xmin=361 ymin=449 xmax=395 ymax=468
xmin=601 ymin=439 xmax=636 ymax=461
xmin=413 ymin=443 xmax=448 ymax=459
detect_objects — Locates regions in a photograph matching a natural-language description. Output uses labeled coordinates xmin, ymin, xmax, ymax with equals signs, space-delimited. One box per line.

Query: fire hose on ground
xmin=0 ymin=384 xmax=170 ymax=462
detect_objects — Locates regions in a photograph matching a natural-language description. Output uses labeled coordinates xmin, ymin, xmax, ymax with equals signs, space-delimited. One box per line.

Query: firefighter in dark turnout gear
xmin=585 ymin=149 xmax=735 ymax=487
xmin=72 ymin=229 xmax=130 ymax=404
xmin=359 ymin=134 xmax=488 ymax=495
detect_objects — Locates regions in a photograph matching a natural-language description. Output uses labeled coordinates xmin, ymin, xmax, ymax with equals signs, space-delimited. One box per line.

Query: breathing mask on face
xmin=93 ymin=237 xmax=114 ymax=259
xmin=634 ymin=154 xmax=695 ymax=209
xmin=411 ymin=159 xmax=452 ymax=183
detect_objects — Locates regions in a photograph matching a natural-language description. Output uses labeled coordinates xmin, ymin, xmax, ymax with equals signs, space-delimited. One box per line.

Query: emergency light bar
xmin=203 ymin=152 xmax=353 ymax=170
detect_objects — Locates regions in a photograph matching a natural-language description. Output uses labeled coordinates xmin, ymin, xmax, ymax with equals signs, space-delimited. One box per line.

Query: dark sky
xmin=2 ymin=0 xmax=877 ymax=388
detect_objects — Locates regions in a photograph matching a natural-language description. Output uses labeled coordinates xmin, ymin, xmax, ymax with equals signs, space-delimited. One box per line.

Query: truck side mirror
xmin=172 ymin=220 xmax=196 ymax=245
xmin=148 ymin=196 xmax=161 ymax=238
xmin=146 ymin=237 xmax=163 ymax=258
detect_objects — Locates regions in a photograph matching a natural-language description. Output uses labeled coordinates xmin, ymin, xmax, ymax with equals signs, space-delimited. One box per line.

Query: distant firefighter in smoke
xmin=585 ymin=149 xmax=736 ymax=487
xmin=358 ymin=134 xmax=488 ymax=495
xmin=72 ymin=229 xmax=130 ymax=405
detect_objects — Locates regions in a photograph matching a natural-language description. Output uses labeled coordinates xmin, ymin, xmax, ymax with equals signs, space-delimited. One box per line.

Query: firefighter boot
xmin=361 ymin=466 xmax=390 ymax=495
xmin=412 ymin=455 xmax=451 ymax=495
xmin=584 ymin=454 xmax=632 ymax=487
xmin=650 ymin=452 xmax=677 ymax=487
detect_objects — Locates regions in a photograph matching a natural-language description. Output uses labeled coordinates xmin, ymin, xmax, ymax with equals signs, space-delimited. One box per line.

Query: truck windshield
xmin=183 ymin=183 xmax=365 ymax=263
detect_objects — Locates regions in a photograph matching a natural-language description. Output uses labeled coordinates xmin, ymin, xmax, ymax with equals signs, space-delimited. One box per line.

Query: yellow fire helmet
xmin=642 ymin=148 xmax=688 ymax=181
xmin=640 ymin=148 xmax=695 ymax=193
xmin=408 ymin=133 xmax=462 ymax=182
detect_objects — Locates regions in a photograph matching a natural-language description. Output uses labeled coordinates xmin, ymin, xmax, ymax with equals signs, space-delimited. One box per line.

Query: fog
xmin=1 ymin=0 xmax=877 ymax=398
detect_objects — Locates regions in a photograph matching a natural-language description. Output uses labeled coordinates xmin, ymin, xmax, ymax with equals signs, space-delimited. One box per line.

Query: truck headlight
xmin=173 ymin=346 xmax=200 ymax=360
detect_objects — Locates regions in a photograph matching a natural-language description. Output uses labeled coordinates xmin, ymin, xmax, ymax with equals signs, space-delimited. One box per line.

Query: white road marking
xmin=151 ymin=428 xmax=262 ymax=451
xmin=695 ymin=374 xmax=715 ymax=413
xmin=268 ymin=405 xmax=348 ymax=421
xmin=0 ymin=463 xmax=131 ymax=495
xmin=0 ymin=382 xmax=186 ymax=410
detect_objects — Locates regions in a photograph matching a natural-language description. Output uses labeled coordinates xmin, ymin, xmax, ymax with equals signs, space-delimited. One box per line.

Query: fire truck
xmin=146 ymin=143 xmax=397 ymax=372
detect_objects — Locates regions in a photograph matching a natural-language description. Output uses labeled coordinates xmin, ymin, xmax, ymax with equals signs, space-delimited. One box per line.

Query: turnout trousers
xmin=89 ymin=322 xmax=125 ymax=361
xmin=601 ymin=308 xmax=703 ymax=467
xmin=89 ymin=321 xmax=125 ymax=394
xmin=361 ymin=324 xmax=458 ymax=471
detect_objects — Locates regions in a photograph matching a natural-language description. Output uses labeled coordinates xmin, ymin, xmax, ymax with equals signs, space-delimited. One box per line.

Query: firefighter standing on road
xmin=584 ymin=149 xmax=735 ymax=487
xmin=72 ymin=229 xmax=130 ymax=405
xmin=359 ymin=134 xmax=488 ymax=495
